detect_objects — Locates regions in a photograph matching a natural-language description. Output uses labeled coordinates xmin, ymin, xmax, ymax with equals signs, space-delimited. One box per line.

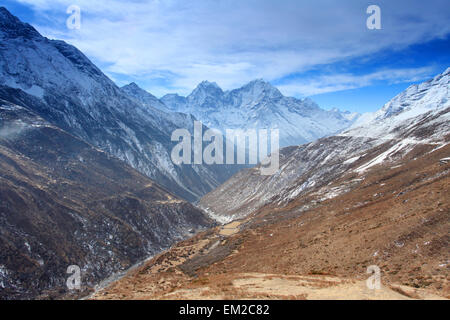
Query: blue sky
xmin=2 ymin=0 xmax=450 ymax=113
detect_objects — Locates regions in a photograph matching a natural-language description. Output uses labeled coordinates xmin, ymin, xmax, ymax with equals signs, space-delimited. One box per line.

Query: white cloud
xmin=277 ymin=66 xmax=436 ymax=97
xmin=14 ymin=0 xmax=450 ymax=96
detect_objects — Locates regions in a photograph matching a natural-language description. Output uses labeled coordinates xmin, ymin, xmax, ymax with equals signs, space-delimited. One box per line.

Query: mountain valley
xmin=0 ymin=6 xmax=448 ymax=301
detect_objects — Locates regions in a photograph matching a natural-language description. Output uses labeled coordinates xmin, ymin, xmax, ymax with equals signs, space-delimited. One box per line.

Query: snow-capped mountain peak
xmin=377 ymin=68 xmax=449 ymax=119
xmin=123 ymin=82 xmax=142 ymax=91
xmin=197 ymin=80 xmax=222 ymax=90
xmin=0 ymin=7 xmax=238 ymax=202
xmin=237 ymin=78 xmax=283 ymax=102
xmin=162 ymin=79 xmax=359 ymax=147
xmin=191 ymin=81 xmax=224 ymax=97
xmin=348 ymin=67 xmax=450 ymax=137
xmin=121 ymin=82 xmax=169 ymax=112
xmin=160 ymin=93 xmax=188 ymax=112
xmin=0 ymin=6 xmax=40 ymax=40
xmin=199 ymin=68 xmax=450 ymax=221
xmin=187 ymin=81 xmax=224 ymax=110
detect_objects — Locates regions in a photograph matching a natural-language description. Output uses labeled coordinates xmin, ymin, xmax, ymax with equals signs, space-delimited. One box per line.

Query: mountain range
xmin=97 ymin=68 xmax=449 ymax=299
xmin=120 ymin=75 xmax=361 ymax=149
xmin=0 ymin=6 xmax=448 ymax=299
xmin=160 ymin=79 xmax=359 ymax=147
xmin=199 ymin=67 xmax=450 ymax=221
xmin=0 ymin=7 xmax=240 ymax=203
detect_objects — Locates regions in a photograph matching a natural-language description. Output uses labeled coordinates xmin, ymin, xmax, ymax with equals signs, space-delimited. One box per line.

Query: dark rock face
xmin=0 ymin=100 xmax=214 ymax=299
xmin=0 ymin=7 xmax=40 ymax=39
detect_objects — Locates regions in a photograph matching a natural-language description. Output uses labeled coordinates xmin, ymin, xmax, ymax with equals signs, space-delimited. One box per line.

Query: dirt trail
xmin=230 ymin=273 xmax=445 ymax=300
xmin=93 ymin=269 xmax=446 ymax=300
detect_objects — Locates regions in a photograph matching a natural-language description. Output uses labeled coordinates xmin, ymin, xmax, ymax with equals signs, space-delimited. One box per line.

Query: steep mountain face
xmin=160 ymin=93 xmax=188 ymax=112
xmin=121 ymin=82 xmax=170 ymax=112
xmin=161 ymin=79 xmax=359 ymax=147
xmin=0 ymin=99 xmax=214 ymax=299
xmin=347 ymin=67 xmax=450 ymax=137
xmin=0 ymin=7 xmax=237 ymax=202
xmin=120 ymin=82 xmax=197 ymax=135
xmin=199 ymin=69 xmax=450 ymax=221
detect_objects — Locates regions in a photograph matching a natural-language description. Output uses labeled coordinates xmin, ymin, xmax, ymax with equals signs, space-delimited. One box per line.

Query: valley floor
xmin=91 ymin=143 xmax=450 ymax=300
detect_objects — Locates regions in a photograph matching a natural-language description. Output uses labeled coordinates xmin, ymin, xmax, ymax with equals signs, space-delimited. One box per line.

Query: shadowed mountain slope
xmin=0 ymin=99 xmax=214 ymax=299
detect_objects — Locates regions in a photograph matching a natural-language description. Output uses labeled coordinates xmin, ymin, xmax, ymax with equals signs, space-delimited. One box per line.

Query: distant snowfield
xmin=160 ymin=80 xmax=360 ymax=147
xmin=338 ymin=67 xmax=450 ymax=173
xmin=199 ymin=67 xmax=450 ymax=220
xmin=346 ymin=67 xmax=450 ymax=139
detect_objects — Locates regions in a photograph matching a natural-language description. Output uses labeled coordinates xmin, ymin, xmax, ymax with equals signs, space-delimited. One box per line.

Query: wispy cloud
xmin=11 ymin=0 xmax=450 ymax=96
xmin=277 ymin=66 xmax=436 ymax=97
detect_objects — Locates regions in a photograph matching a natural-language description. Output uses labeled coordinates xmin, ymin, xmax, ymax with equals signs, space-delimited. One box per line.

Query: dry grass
xmin=93 ymin=144 xmax=450 ymax=300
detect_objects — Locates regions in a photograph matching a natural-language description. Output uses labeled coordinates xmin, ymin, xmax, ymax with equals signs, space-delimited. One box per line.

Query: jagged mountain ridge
xmin=347 ymin=67 xmax=450 ymax=138
xmin=121 ymin=82 xmax=170 ymax=112
xmin=199 ymin=68 xmax=450 ymax=221
xmin=0 ymin=7 xmax=238 ymax=202
xmin=160 ymin=79 xmax=359 ymax=147
xmin=0 ymin=99 xmax=214 ymax=299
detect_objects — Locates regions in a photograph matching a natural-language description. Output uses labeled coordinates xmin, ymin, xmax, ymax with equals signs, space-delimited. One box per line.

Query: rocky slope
xmin=91 ymin=142 xmax=450 ymax=299
xmin=350 ymin=67 xmax=450 ymax=131
xmin=161 ymin=80 xmax=359 ymax=147
xmin=121 ymin=82 xmax=170 ymax=113
xmin=0 ymin=99 xmax=214 ymax=299
xmin=0 ymin=7 xmax=238 ymax=202
xmin=199 ymin=68 xmax=450 ymax=220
